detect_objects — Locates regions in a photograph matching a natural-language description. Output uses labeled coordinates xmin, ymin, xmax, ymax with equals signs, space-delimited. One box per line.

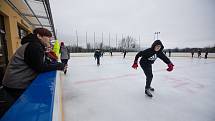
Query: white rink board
xmin=70 ymin=52 xmax=215 ymax=58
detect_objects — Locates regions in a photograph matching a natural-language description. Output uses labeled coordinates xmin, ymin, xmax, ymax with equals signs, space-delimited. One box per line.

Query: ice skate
xmin=64 ymin=69 xmax=67 ymax=74
xmin=145 ymin=89 xmax=153 ymax=97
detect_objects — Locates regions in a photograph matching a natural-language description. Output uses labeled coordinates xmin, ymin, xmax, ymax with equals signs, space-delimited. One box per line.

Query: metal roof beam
xmin=22 ymin=13 xmax=48 ymax=19
xmin=34 ymin=0 xmax=43 ymax=2
xmin=5 ymin=0 xmax=56 ymax=39
xmin=32 ymin=24 xmax=52 ymax=27
xmin=44 ymin=0 xmax=57 ymax=39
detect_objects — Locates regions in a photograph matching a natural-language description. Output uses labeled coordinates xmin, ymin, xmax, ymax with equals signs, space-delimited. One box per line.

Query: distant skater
xmin=205 ymin=51 xmax=208 ymax=59
xmin=110 ymin=50 xmax=113 ymax=56
xmin=198 ymin=49 xmax=201 ymax=58
xmin=168 ymin=49 xmax=171 ymax=57
xmin=123 ymin=50 xmax=127 ymax=58
xmin=191 ymin=50 xmax=194 ymax=58
xmin=94 ymin=49 xmax=102 ymax=66
xmin=132 ymin=40 xmax=174 ymax=97
xmin=60 ymin=42 xmax=70 ymax=74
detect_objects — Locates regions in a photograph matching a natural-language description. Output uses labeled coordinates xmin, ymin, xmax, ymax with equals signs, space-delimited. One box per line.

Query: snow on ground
xmin=61 ymin=54 xmax=215 ymax=121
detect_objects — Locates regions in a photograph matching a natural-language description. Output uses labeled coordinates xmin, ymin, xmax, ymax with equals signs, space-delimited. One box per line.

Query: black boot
xmin=145 ymin=89 xmax=153 ymax=97
xmin=149 ymin=87 xmax=155 ymax=91
xmin=64 ymin=69 xmax=67 ymax=74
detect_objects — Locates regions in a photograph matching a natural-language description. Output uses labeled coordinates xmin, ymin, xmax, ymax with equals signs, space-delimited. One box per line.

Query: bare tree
xmin=120 ymin=36 xmax=137 ymax=49
xmin=87 ymin=43 xmax=91 ymax=50
xmin=99 ymin=42 xmax=103 ymax=49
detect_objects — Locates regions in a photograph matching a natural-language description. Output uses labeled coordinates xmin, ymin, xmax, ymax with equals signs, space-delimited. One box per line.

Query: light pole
xmin=122 ymin=34 xmax=124 ymax=49
xmin=157 ymin=32 xmax=160 ymax=40
xmin=139 ymin=35 xmax=140 ymax=50
xmin=86 ymin=32 xmax=87 ymax=48
xmin=154 ymin=32 xmax=160 ymax=40
xmin=116 ymin=34 xmax=117 ymax=49
xmin=102 ymin=32 xmax=103 ymax=49
xmin=94 ymin=32 xmax=95 ymax=49
xmin=76 ymin=30 xmax=78 ymax=47
xmin=109 ymin=32 xmax=110 ymax=48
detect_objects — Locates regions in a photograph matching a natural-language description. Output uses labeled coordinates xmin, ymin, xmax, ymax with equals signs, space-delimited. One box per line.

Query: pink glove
xmin=167 ymin=63 xmax=174 ymax=72
xmin=132 ymin=62 xmax=138 ymax=69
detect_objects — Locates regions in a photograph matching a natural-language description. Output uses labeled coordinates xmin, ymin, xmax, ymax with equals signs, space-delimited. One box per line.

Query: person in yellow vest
xmin=53 ymin=40 xmax=60 ymax=58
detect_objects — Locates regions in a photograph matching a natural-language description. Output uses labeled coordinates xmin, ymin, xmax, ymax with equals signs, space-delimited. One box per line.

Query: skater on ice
xmin=168 ymin=49 xmax=171 ymax=57
xmin=123 ymin=50 xmax=127 ymax=58
xmin=191 ymin=50 xmax=194 ymax=58
xmin=204 ymin=50 xmax=208 ymax=59
xmin=198 ymin=49 xmax=202 ymax=58
xmin=110 ymin=49 xmax=113 ymax=56
xmin=132 ymin=40 xmax=174 ymax=97
xmin=94 ymin=49 xmax=102 ymax=66
xmin=60 ymin=42 xmax=70 ymax=74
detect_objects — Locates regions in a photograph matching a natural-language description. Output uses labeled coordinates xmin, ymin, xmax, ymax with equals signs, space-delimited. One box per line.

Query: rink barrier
xmin=69 ymin=52 xmax=215 ymax=58
xmin=0 ymin=71 xmax=64 ymax=121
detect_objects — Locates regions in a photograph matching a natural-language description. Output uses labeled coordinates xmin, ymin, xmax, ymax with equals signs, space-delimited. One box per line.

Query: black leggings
xmin=96 ymin=57 xmax=100 ymax=65
xmin=140 ymin=62 xmax=153 ymax=89
xmin=61 ymin=59 xmax=68 ymax=65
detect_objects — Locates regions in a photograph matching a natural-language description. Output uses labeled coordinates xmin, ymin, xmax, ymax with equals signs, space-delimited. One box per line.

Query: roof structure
xmin=5 ymin=0 xmax=56 ymax=39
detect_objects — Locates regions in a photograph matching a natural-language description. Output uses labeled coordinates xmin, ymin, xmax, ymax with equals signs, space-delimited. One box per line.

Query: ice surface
xmin=61 ymin=54 xmax=215 ymax=121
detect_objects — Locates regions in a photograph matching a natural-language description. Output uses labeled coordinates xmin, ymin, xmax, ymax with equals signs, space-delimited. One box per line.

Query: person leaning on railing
xmin=0 ymin=28 xmax=66 ymax=118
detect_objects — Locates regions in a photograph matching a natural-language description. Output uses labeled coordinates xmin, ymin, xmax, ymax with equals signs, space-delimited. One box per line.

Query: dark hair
xmin=61 ymin=42 xmax=64 ymax=46
xmin=151 ymin=40 xmax=164 ymax=51
xmin=33 ymin=28 xmax=52 ymax=37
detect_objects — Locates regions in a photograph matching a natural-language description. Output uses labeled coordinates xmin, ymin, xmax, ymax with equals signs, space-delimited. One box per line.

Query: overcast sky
xmin=50 ymin=0 xmax=215 ymax=48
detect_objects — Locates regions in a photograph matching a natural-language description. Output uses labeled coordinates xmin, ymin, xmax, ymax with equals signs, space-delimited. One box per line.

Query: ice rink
xmin=61 ymin=54 xmax=215 ymax=121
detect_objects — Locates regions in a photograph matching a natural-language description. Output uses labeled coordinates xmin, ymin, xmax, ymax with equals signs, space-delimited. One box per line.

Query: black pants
xmin=0 ymin=67 xmax=4 ymax=86
xmin=96 ymin=57 xmax=100 ymax=65
xmin=0 ymin=86 xmax=25 ymax=118
xmin=61 ymin=59 xmax=68 ymax=65
xmin=140 ymin=62 xmax=153 ymax=89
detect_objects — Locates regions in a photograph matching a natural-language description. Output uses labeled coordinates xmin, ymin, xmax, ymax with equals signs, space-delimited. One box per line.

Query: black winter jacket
xmin=134 ymin=40 xmax=172 ymax=65
xmin=94 ymin=50 xmax=101 ymax=58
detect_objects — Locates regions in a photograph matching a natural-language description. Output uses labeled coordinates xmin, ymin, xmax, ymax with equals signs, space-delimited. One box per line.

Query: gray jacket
xmin=3 ymin=43 xmax=38 ymax=89
xmin=60 ymin=46 xmax=70 ymax=60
